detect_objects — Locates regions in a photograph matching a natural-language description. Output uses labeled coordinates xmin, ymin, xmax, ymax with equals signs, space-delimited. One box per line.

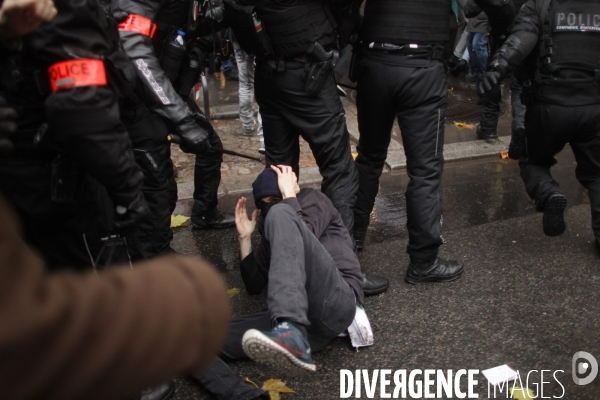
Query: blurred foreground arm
xmin=0 ymin=0 xmax=56 ymax=37
xmin=0 ymin=195 xmax=230 ymax=400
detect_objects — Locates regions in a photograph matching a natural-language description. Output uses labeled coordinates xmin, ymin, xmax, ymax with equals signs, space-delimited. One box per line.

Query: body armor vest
xmin=532 ymin=0 xmax=600 ymax=104
xmin=540 ymin=0 xmax=600 ymax=77
xmin=360 ymin=0 xmax=450 ymax=44
xmin=259 ymin=0 xmax=337 ymax=57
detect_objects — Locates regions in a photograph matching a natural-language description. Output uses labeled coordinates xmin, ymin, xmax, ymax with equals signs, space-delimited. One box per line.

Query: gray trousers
xmin=192 ymin=204 xmax=356 ymax=399
xmin=231 ymin=203 xmax=356 ymax=356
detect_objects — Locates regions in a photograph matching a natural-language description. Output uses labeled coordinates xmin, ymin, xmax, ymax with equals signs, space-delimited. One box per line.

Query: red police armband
xmin=118 ymin=14 xmax=157 ymax=38
xmin=48 ymin=59 xmax=107 ymax=92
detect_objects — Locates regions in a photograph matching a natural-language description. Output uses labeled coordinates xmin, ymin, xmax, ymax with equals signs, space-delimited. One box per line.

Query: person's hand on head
xmin=270 ymin=165 xmax=299 ymax=199
xmin=0 ymin=0 xmax=57 ymax=38
xmin=235 ymin=197 xmax=258 ymax=240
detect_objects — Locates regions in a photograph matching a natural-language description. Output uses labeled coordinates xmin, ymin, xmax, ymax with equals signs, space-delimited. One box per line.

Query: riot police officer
xmin=352 ymin=0 xmax=465 ymax=284
xmin=0 ymin=0 xmax=147 ymax=270
xmin=111 ymin=0 xmax=235 ymax=260
xmin=480 ymin=0 xmax=600 ymax=249
xmin=219 ymin=0 xmax=388 ymax=294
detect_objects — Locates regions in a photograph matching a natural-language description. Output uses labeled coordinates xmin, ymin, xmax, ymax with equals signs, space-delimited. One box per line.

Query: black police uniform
xmin=353 ymin=0 xmax=450 ymax=263
xmin=112 ymin=0 xmax=232 ymax=259
xmin=484 ymin=0 xmax=600 ymax=244
xmin=0 ymin=0 xmax=145 ymax=271
xmin=235 ymin=0 xmax=359 ymax=233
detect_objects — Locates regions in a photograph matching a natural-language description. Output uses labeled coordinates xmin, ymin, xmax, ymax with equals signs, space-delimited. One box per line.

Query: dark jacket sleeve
xmin=112 ymin=0 xmax=200 ymax=136
xmin=29 ymin=0 xmax=143 ymax=206
xmin=282 ymin=191 xmax=334 ymax=239
xmin=493 ymin=0 xmax=540 ymax=66
xmin=0 ymin=194 xmax=230 ymax=400
xmin=465 ymin=0 xmax=483 ymax=18
xmin=240 ymin=251 xmax=268 ymax=295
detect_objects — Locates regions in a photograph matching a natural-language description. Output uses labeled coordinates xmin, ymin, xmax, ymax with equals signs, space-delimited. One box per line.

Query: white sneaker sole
xmin=242 ymin=329 xmax=316 ymax=373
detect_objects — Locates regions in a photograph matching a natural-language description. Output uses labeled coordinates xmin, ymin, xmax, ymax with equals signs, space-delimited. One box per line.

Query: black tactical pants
xmin=0 ymin=157 xmax=112 ymax=271
xmin=354 ymin=51 xmax=446 ymax=263
xmin=255 ymin=62 xmax=358 ymax=233
xmin=123 ymin=108 xmax=176 ymax=259
xmin=192 ymin=126 xmax=224 ymax=218
xmin=479 ymin=85 xmax=502 ymax=135
xmin=519 ymin=100 xmax=600 ymax=243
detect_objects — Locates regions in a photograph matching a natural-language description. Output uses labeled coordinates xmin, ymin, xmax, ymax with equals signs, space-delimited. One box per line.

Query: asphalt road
xmin=170 ymin=151 xmax=600 ymax=400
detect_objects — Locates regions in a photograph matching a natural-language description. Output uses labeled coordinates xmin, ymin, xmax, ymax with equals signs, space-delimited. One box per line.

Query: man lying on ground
xmin=235 ymin=165 xmax=364 ymax=372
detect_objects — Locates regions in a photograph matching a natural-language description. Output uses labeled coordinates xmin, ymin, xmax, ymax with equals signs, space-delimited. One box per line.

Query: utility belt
xmin=264 ymin=54 xmax=311 ymax=71
xmin=363 ymin=42 xmax=445 ymax=60
xmin=261 ymin=43 xmax=339 ymax=96
xmin=522 ymin=78 xmax=600 ymax=106
xmin=348 ymin=42 xmax=444 ymax=82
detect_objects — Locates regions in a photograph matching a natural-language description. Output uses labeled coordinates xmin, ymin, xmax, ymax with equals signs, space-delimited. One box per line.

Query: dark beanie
xmin=252 ymin=168 xmax=282 ymax=205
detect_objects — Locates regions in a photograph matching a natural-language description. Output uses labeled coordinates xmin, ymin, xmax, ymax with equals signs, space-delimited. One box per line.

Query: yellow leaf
xmin=511 ymin=386 xmax=536 ymax=400
xmin=454 ymin=121 xmax=476 ymax=130
xmin=501 ymin=151 xmax=509 ymax=159
xmin=262 ymin=379 xmax=295 ymax=400
xmin=170 ymin=214 xmax=190 ymax=228
xmin=227 ymin=287 xmax=241 ymax=298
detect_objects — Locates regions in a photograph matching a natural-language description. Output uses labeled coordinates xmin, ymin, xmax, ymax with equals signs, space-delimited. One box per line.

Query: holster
xmin=304 ymin=42 xmax=339 ymax=95
xmin=51 ymin=155 xmax=86 ymax=205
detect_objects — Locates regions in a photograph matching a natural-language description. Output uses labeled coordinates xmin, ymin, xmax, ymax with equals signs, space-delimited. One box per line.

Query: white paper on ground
xmin=347 ymin=305 xmax=374 ymax=349
xmin=482 ymin=365 xmax=519 ymax=386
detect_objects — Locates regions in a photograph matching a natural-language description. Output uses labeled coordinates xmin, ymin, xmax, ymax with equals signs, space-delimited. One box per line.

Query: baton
xmin=167 ymin=134 xmax=264 ymax=163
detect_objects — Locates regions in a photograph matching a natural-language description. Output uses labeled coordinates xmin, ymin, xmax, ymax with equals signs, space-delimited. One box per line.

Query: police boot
xmin=354 ymin=228 xmax=367 ymax=252
xmin=362 ymin=273 xmax=389 ymax=296
xmin=476 ymin=125 xmax=498 ymax=140
xmin=508 ymin=127 xmax=526 ymax=160
xmin=137 ymin=381 xmax=175 ymax=400
xmin=191 ymin=208 xmax=235 ymax=230
xmin=405 ymin=258 xmax=464 ymax=285
xmin=542 ymin=192 xmax=567 ymax=237
xmin=450 ymin=59 xmax=468 ymax=76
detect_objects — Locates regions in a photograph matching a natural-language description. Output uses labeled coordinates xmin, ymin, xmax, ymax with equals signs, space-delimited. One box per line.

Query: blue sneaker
xmin=242 ymin=321 xmax=316 ymax=373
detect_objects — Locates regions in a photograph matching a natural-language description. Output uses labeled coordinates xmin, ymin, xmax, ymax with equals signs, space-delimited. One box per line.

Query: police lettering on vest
xmin=555 ymin=11 xmax=600 ymax=31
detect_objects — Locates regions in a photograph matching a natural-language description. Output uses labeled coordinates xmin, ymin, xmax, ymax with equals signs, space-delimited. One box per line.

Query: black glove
xmin=112 ymin=10 xmax=129 ymax=23
xmin=0 ymin=96 xmax=17 ymax=152
xmin=477 ymin=58 xmax=509 ymax=95
xmin=113 ymin=191 xmax=149 ymax=234
xmin=175 ymin=116 xmax=211 ymax=155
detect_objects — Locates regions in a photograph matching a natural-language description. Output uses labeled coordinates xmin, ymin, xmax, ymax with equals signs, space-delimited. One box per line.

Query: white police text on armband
xmin=135 ymin=59 xmax=171 ymax=105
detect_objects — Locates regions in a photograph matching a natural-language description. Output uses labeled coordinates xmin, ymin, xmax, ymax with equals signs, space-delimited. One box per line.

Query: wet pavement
xmin=168 ymin=148 xmax=600 ymax=399
xmin=165 ymin=72 xmax=600 ymax=399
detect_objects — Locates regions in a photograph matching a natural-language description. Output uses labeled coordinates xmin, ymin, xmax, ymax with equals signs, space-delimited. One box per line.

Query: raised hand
xmin=235 ymin=197 xmax=258 ymax=240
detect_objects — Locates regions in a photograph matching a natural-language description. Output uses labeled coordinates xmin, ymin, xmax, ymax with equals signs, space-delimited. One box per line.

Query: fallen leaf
xmin=227 ymin=287 xmax=241 ymax=298
xmin=170 ymin=214 xmax=190 ymax=228
xmin=262 ymin=379 xmax=295 ymax=400
xmin=511 ymin=386 xmax=536 ymax=400
xmin=501 ymin=151 xmax=509 ymax=159
xmin=244 ymin=377 xmax=259 ymax=388
xmin=454 ymin=121 xmax=476 ymax=130
xmin=173 ymin=162 xmax=181 ymax=168
xmin=351 ymin=151 xmax=358 ymax=160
